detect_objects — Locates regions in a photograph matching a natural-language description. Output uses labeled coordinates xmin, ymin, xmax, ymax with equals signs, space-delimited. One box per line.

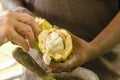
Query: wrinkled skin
xmin=38 ymin=34 xmax=97 ymax=73
xmin=0 ymin=11 xmax=39 ymax=52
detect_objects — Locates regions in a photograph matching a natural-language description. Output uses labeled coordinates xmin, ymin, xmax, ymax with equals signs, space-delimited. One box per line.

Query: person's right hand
xmin=0 ymin=11 xmax=39 ymax=52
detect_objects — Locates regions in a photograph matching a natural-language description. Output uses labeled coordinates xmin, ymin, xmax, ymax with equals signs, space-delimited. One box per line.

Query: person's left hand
xmin=39 ymin=34 xmax=97 ymax=73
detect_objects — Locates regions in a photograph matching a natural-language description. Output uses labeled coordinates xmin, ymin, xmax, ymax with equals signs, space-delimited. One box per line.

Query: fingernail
xmin=24 ymin=48 xmax=29 ymax=53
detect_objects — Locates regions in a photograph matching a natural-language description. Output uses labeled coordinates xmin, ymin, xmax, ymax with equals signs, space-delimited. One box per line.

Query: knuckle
xmin=26 ymin=27 xmax=32 ymax=35
xmin=27 ymin=16 xmax=35 ymax=24
xmin=29 ymin=18 xmax=34 ymax=23
xmin=2 ymin=14 xmax=12 ymax=23
xmin=3 ymin=27 xmax=11 ymax=37
xmin=29 ymin=15 xmax=34 ymax=20
xmin=4 ymin=17 xmax=11 ymax=23
xmin=1 ymin=27 xmax=10 ymax=42
xmin=5 ymin=11 xmax=13 ymax=17
xmin=27 ymin=14 xmax=34 ymax=19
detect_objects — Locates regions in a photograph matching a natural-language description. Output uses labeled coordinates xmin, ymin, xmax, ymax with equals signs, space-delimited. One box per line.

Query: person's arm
xmin=89 ymin=11 xmax=120 ymax=60
xmin=38 ymin=11 xmax=120 ymax=73
xmin=0 ymin=0 xmax=34 ymax=16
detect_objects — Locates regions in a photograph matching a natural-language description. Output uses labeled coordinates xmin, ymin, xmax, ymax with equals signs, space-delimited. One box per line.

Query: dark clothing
xmin=21 ymin=0 xmax=120 ymax=80
xmin=23 ymin=0 xmax=119 ymax=41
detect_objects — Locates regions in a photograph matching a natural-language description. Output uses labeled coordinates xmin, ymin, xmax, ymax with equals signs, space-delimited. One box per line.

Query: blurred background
xmin=0 ymin=2 xmax=23 ymax=80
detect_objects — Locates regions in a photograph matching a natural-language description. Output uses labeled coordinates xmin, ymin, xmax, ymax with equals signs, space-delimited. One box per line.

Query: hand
xmin=0 ymin=11 xmax=39 ymax=52
xmin=39 ymin=34 xmax=97 ymax=73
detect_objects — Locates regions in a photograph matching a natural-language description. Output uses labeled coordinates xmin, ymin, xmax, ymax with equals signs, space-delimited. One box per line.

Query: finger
xmin=49 ymin=54 xmax=78 ymax=73
xmin=65 ymin=55 xmax=78 ymax=72
xmin=11 ymin=30 xmax=29 ymax=52
xmin=13 ymin=20 xmax=35 ymax=48
xmin=6 ymin=11 xmax=40 ymax=37
xmin=15 ymin=12 xmax=40 ymax=37
xmin=46 ymin=62 xmax=65 ymax=73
